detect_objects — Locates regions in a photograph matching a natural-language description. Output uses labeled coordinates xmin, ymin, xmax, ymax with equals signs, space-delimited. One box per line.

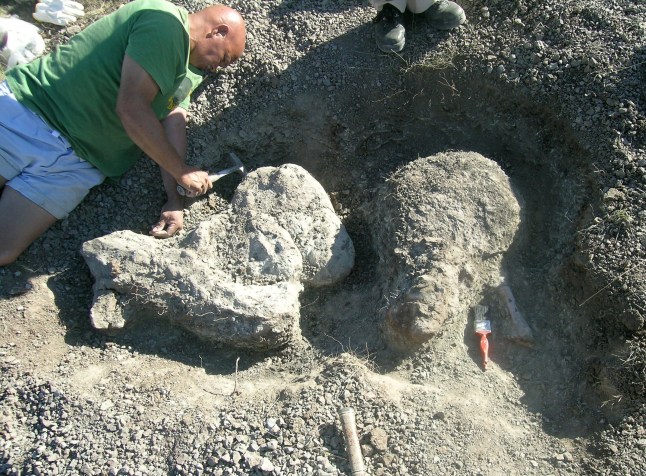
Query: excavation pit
xmin=82 ymin=59 xmax=619 ymax=437
xmin=263 ymin=66 xmax=609 ymax=427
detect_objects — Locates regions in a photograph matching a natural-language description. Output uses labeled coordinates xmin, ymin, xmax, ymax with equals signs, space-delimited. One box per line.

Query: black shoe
xmin=373 ymin=3 xmax=405 ymax=53
xmin=426 ymin=0 xmax=466 ymax=30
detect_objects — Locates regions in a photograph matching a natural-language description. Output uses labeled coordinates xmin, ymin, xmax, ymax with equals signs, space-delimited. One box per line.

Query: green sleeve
xmin=125 ymin=10 xmax=186 ymax=95
xmin=177 ymin=66 xmax=204 ymax=110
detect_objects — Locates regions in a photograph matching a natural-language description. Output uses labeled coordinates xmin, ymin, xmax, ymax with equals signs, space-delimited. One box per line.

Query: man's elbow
xmin=115 ymin=98 xmax=135 ymax=126
xmin=115 ymin=93 xmax=148 ymax=130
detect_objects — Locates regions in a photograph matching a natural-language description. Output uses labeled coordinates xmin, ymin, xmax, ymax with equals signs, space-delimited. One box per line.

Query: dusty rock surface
xmin=1 ymin=0 xmax=646 ymax=475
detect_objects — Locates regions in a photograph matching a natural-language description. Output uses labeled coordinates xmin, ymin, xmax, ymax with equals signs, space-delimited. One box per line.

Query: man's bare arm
xmin=150 ymin=108 xmax=188 ymax=238
xmin=160 ymin=108 xmax=188 ymax=205
xmin=116 ymin=54 xmax=211 ymax=196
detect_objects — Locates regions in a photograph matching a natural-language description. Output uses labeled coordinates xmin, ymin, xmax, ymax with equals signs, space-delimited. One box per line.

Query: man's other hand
xmin=150 ymin=204 xmax=184 ymax=238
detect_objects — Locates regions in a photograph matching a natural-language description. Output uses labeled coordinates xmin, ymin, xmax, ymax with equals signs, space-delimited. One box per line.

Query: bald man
xmin=372 ymin=0 xmax=465 ymax=53
xmin=0 ymin=0 xmax=246 ymax=265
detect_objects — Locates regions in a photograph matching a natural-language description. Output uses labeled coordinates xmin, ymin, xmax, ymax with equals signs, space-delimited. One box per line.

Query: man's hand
xmin=176 ymin=166 xmax=212 ymax=197
xmin=150 ymin=203 xmax=183 ymax=238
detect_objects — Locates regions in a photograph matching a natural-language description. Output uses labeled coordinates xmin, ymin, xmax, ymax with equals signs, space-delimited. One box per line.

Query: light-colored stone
xmin=81 ymin=164 xmax=354 ymax=350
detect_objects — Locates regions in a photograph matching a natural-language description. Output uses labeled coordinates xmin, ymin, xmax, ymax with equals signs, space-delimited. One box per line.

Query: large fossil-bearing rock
xmin=81 ymin=164 xmax=355 ymax=350
xmin=372 ymin=152 xmax=521 ymax=351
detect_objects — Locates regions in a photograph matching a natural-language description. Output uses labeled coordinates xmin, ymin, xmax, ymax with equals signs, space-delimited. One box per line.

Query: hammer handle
xmin=176 ymin=166 xmax=243 ymax=197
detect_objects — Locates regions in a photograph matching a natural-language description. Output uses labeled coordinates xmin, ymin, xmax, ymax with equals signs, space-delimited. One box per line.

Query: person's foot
xmin=425 ymin=0 xmax=466 ymax=30
xmin=373 ymin=3 xmax=405 ymax=53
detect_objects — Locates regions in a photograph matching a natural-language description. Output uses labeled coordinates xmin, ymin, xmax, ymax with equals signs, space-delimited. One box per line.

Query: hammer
xmin=177 ymin=152 xmax=246 ymax=197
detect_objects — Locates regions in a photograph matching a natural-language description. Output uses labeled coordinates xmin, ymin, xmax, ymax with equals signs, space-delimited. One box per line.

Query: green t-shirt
xmin=6 ymin=0 xmax=204 ymax=179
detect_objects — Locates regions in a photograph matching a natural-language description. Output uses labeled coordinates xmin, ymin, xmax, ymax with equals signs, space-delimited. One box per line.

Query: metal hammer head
xmin=207 ymin=152 xmax=247 ymax=182
xmin=225 ymin=152 xmax=246 ymax=176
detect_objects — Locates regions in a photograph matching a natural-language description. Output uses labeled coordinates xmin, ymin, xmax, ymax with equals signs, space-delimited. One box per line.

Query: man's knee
xmin=0 ymin=186 xmax=58 ymax=266
xmin=0 ymin=247 xmax=21 ymax=267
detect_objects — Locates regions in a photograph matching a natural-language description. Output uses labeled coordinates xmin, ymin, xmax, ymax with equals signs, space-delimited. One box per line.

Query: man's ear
xmin=211 ymin=24 xmax=230 ymax=38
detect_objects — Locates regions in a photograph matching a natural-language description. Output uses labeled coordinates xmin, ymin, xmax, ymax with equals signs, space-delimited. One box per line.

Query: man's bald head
xmin=188 ymin=5 xmax=246 ymax=72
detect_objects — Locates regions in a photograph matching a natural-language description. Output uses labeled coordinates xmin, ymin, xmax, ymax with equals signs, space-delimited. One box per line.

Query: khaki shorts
xmin=0 ymin=81 xmax=105 ymax=219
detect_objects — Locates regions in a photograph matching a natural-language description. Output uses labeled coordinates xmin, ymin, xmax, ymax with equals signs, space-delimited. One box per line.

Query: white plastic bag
xmin=33 ymin=0 xmax=85 ymax=27
xmin=0 ymin=17 xmax=46 ymax=69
